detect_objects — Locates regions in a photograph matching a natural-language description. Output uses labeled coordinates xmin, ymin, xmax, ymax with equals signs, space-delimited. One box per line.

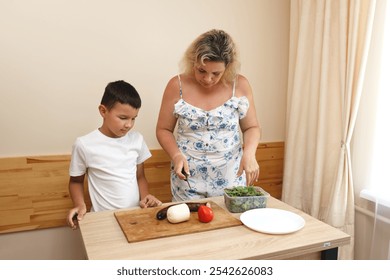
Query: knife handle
xmin=181 ymin=167 xmax=189 ymax=181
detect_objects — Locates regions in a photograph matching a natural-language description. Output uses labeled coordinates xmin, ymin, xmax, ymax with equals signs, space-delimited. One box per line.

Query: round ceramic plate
xmin=240 ymin=208 xmax=305 ymax=234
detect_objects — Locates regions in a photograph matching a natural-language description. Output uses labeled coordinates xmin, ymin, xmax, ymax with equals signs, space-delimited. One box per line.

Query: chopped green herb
xmin=224 ymin=186 xmax=264 ymax=197
xmin=224 ymin=186 xmax=269 ymax=213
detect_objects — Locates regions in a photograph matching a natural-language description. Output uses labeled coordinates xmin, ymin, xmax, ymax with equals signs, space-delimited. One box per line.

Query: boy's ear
xmin=98 ymin=104 xmax=107 ymax=117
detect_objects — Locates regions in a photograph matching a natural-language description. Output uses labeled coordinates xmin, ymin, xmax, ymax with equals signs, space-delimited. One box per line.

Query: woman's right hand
xmin=172 ymin=153 xmax=189 ymax=180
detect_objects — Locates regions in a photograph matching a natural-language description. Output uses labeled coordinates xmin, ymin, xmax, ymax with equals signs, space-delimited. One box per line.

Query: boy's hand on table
xmin=67 ymin=205 xmax=86 ymax=230
xmin=140 ymin=195 xmax=163 ymax=208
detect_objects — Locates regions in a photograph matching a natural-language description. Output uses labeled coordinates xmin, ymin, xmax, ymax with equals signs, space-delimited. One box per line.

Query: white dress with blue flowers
xmin=171 ymin=75 xmax=250 ymax=201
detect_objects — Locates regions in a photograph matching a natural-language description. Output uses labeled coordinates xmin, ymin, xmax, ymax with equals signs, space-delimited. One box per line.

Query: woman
xmin=156 ymin=29 xmax=261 ymax=201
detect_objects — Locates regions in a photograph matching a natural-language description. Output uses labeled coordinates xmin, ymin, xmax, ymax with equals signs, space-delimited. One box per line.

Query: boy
xmin=67 ymin=80 xmax=161 ymax=229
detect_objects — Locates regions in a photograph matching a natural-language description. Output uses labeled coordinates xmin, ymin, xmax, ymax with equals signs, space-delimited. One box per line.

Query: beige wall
xmin=0 ymin=0 xmax=289 ymax=158
xmin=0 ymin=0 xmax=290 ymax=259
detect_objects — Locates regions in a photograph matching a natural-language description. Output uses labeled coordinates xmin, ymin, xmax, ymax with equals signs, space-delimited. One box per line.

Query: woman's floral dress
xmin=171 ymin=75 xmax=249 ymax=201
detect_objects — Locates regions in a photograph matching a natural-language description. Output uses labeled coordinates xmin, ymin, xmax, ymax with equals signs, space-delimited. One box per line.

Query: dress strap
xmin=178 ymin=74 xmax=183 ymax=99
xmin=232 ymin=77 xmax=237 ymax=97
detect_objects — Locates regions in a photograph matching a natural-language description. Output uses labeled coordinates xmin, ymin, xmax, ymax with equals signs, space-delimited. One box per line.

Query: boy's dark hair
xmin=101 ymin=80 xmax=141 ymax=110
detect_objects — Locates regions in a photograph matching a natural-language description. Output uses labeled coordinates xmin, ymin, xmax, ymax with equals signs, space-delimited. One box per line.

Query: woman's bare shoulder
xmin=165 ymin=74 xmax=196 ymax=93
xmin=165 ymin=75 xmax=179 ymax=88
xmin=235 ymin=74 xmax=252 ymax=97
xmin=163 ymin=75 xmax=181 ymax=96
xmin=236 ymin=74 xmax=250 ymax=85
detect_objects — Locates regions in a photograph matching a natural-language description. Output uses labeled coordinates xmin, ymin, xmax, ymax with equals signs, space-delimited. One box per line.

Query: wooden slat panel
xmin=0 ymin=195 xmax=33 ymax=210
xmin=255 ymin=142 xmax=284 ymax=199
xmin=0 ymin=209 xmax=35 ymax=226
xmin=0 ymin=156 xmax=91 ymax=233
xmin=147 ymin=182 xmax=172 ymax=203
xmin=0 ymin=142 xmax=284 ymax=233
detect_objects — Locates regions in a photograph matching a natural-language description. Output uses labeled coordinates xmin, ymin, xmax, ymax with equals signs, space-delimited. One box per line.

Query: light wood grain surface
xmin=79 ymin=196 xmax=350 ymax=260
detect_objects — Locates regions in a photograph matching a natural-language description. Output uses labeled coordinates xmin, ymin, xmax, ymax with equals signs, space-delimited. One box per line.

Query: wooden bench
xmin=0 ymin=142 xmax=284 ymax=234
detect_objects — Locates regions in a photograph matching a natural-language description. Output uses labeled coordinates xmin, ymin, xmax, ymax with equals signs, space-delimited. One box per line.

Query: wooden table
xmin=78 ymin=196 xmax=350 ymax=260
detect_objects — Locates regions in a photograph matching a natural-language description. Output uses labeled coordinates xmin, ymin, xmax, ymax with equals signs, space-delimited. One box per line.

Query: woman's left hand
xmin=237 ymin=154 xmax=260 ymax=186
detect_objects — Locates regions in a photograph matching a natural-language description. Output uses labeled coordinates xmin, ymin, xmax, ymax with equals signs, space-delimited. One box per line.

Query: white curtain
xmin=352 ymin=0 xmax=390 ymax=260
xmin=369 ymin=200 xmax=390 ymax=259
xmin=283 ymin=0 xmax=376 ymax=259
xmin=368 ymin=0 xmax=390 ymax=260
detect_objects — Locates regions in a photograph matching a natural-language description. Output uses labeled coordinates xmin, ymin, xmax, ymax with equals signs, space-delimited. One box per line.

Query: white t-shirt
xmin=69 ymin=129 xmax=151 ymax=212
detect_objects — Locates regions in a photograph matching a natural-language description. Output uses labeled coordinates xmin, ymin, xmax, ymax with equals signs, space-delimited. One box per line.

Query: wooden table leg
xmin=321 ymin=247 xmax=338 ymax=260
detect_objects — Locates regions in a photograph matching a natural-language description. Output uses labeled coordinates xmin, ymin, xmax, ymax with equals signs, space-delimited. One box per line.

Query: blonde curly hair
xmin=180 ymin=29 xmax=240 ymax=84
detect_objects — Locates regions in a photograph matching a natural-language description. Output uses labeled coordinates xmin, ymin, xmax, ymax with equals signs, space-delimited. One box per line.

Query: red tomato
xmin=197 ymin=205 xmax=214 ymax=223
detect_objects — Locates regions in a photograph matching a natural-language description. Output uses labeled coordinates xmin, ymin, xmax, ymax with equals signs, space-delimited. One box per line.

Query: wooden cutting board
xmin=114 ymin=201 xmax=242 ymax=243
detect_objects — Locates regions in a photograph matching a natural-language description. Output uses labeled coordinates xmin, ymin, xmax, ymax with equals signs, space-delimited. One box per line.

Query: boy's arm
xmin=137 ymin=163 xmax=162 ymax=208
xmin=67 ymin=175 xmax=87 ymax=229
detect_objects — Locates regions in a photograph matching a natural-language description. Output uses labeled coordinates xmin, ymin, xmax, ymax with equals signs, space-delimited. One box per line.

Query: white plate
xmin=240 ymin=208 xmax=305 ymax=234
